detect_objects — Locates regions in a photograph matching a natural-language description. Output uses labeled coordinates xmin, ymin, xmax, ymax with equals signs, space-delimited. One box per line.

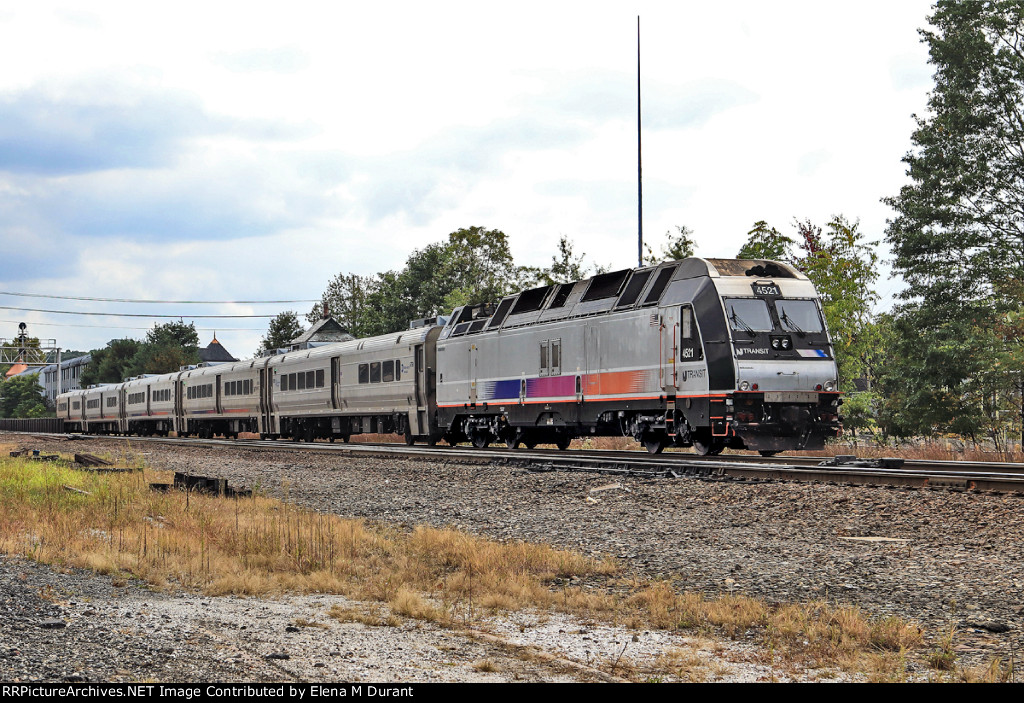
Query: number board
xmin=751 ymin=282 xmax=781 ymax=297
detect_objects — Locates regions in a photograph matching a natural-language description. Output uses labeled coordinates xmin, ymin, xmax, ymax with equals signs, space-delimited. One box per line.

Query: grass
xmin=0 ymin=441 xmax=980 ymax=680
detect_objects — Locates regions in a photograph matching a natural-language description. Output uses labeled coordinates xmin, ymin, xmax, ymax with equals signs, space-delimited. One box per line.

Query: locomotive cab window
xmin=775 ymin=299 xmax=824 ymax=334
xmin=724 ymin=298 xmax=774 ymax=333
xmin=551 ymin=339 xmax=561 ymax=375
xmin=539 ymin=341 xmax=549 ymax=376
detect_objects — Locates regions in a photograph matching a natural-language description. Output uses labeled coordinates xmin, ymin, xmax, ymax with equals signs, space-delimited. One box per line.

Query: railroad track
xmin=11 ymin=431 xmax=1024 ymax=494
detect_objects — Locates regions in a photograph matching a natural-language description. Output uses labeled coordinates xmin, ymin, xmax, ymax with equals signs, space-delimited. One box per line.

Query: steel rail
xmin=10 ymin=432 xmax=1024 ymax=494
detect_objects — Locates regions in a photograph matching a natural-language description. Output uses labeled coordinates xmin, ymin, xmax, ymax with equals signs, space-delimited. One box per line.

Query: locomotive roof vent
xmin=581 ymin=269 xmax=631 ymax=302
xmin=744 ymin=262 xmax=787 ymax=278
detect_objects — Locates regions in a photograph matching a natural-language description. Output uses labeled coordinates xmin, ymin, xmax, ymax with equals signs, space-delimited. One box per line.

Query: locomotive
xmin=57 ymin=257 xmax=842 ymax=455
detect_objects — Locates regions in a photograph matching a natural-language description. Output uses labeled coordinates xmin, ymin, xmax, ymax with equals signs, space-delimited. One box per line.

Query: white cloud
xmin=0 ymin=0 xmax=934 ymax=356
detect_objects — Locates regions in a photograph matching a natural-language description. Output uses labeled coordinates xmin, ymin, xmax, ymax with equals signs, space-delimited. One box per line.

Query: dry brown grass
xmin=788 ymin=441 xmax=1024 ymax=464
xmin=472 ymin=659 xmax=500 ymax=673
xmin=0 ymin=443 xmax=933 ymax=676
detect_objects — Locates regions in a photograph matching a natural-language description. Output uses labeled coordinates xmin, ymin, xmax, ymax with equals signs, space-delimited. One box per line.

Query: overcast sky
xmin=0 ymin=0 xmax=935 ymax=359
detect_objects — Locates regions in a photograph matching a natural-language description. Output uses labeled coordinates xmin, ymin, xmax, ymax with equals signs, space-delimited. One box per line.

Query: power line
xmin=0 ymin=305 xmax=277 ymax=318
xmin=0 ymin=291 xmax=318 ymax=304
xmin=0 ymin=319 xmax=264 ymax=332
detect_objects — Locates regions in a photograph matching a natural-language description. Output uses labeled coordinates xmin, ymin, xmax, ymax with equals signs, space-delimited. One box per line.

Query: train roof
xmin=439 ymin=257 xmax=805 ymax=339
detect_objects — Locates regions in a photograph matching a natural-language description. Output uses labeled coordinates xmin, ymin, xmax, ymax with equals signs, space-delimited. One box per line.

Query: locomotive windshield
xmin=776 ymin=299 xmax=824 ymax=333
xmin=725 ymin=299 xmax=773 ymax=332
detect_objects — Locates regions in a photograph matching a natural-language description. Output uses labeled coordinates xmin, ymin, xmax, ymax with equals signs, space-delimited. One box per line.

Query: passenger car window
xmin=370 ymin=362 xmax=381 ymax=383
xmin=383 ymin=360 xmax=394 ymax=383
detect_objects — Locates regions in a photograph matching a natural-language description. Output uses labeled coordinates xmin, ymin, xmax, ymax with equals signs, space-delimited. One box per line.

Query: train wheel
xmin=525 ymin=439 xmax=538 ymax=450
xmin=305 ymin=425 xmax=315 ymax=443
xmin=692 ymin=439 xmax=713 ymax=456
xmin=472 ymin=432 xmax=490 ymax=449
xmin=405 ymin=432 xmax=416 ymax=446
xmin=342 ymin=435 xmax=350 ymax=443
xmin=759 ymin=450 xmax=780 ymax=457
xmin=556 ymin=436 xmax=571 ymax=451
xmin=329 ymin=435 xmax=335 ymax=443
xmin=644 ymin=437 xmax=666 ymax=455
xmin=505 ymin=436 xmax=521 ymax=449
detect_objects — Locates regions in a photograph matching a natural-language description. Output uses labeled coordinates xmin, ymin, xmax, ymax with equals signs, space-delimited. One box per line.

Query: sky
xmin=0 ymin=0 xmax=936 ymax=359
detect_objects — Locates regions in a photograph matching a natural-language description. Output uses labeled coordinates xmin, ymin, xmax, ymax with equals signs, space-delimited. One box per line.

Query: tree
xmin=737 ymin=221 xmax=795 ymax=261
xmin=127 ymin=321 xmax=201 ymax=376
xmin=308 ymin=274 xmax=377 ymax=337
xmin=143 ymin=321 xmax=199 ymax=351
xmin=312 ymin=226 xmax=526 ymax=337
xmin=523 ymin=235 xmax=592 ymax=286
xmin=643 ymin=225 xmax=696 ymax=264
xmin=883 ymin=1 xmax=1024 ymax=443
xmin=80 ymin=338 xmax=141 ymax=386
xmin=80 ymin=321 xmax=202 ymax=386
xmin=258 ymin=311 xmax=306 ymax=356
xmin=793 ymin=216 xmax=879 ymax=393
xmin=0 ymin=374 xmax=49 ymax=418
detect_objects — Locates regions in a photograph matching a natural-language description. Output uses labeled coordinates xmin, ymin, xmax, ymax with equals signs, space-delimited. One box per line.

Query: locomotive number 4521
xmin=751 ymin=283 xmax=782 ymax=297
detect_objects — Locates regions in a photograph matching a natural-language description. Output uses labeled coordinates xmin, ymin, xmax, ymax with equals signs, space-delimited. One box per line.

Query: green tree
xmin=258 ymin=311 xmax=306 ymax=356
xmin=883 ymin=0 xmax=1024 ymax=443
xmin=80 ymin=338 xmax=142 ymax=386
xmin=313 ymin=226 xmax=525 ymax=337
xmin=643 ymin=225 xmax=696 ymax=264
xmin=142 ymin=321 xmax=199 ymax=351
xmin=523 ymin=235 xmax=591 ymax=286
xmin=793 ymin=216 xmax=879 ymax=393
xmin=737 ymin=221 xmax=795 ymax=261
xmin=127 ymin=321 xmax=201 ymax=376
xmin=0 ymin=374 xmax=48 ymax=418
xmin=308 ymin=274 xmax=377 ymax=337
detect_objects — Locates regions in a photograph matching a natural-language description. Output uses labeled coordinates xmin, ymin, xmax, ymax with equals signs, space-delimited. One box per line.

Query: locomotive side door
xmin=660 ymin=308 xmax=679 ymax=393
xmin=468 ymin=344 xmax=478 ymax=406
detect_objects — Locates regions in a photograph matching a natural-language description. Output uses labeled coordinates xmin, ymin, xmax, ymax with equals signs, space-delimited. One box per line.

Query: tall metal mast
xmin=637 ymin=15 xmax=643 ymax=267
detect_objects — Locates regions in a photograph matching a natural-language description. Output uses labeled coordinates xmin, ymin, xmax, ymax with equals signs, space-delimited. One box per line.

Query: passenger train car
xmin=57 ymin=258 xmax=842 ymax=455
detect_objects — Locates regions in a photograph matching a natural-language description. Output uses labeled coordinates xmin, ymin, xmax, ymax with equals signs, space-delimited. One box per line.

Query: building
xmin=199 ymin=336 xmax=238 ymax=364
xmin=288 ymin=317 xmax=354 ymax=351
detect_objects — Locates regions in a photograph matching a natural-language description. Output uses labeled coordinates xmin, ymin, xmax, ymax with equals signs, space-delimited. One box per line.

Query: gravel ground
xmin=4 ymin=432 xmax=1024 ymax=681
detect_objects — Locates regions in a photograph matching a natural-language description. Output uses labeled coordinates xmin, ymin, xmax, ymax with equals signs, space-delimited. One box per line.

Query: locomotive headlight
xmin=771 ymin=338 xmax=781 ymax=349
xmin=781 ymin=338 xmax=791 ymax=350
xmin=739 ymin=380 xmax=750 ymax=391
xmin=824 ymin=380 xmax=836 ymax=392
